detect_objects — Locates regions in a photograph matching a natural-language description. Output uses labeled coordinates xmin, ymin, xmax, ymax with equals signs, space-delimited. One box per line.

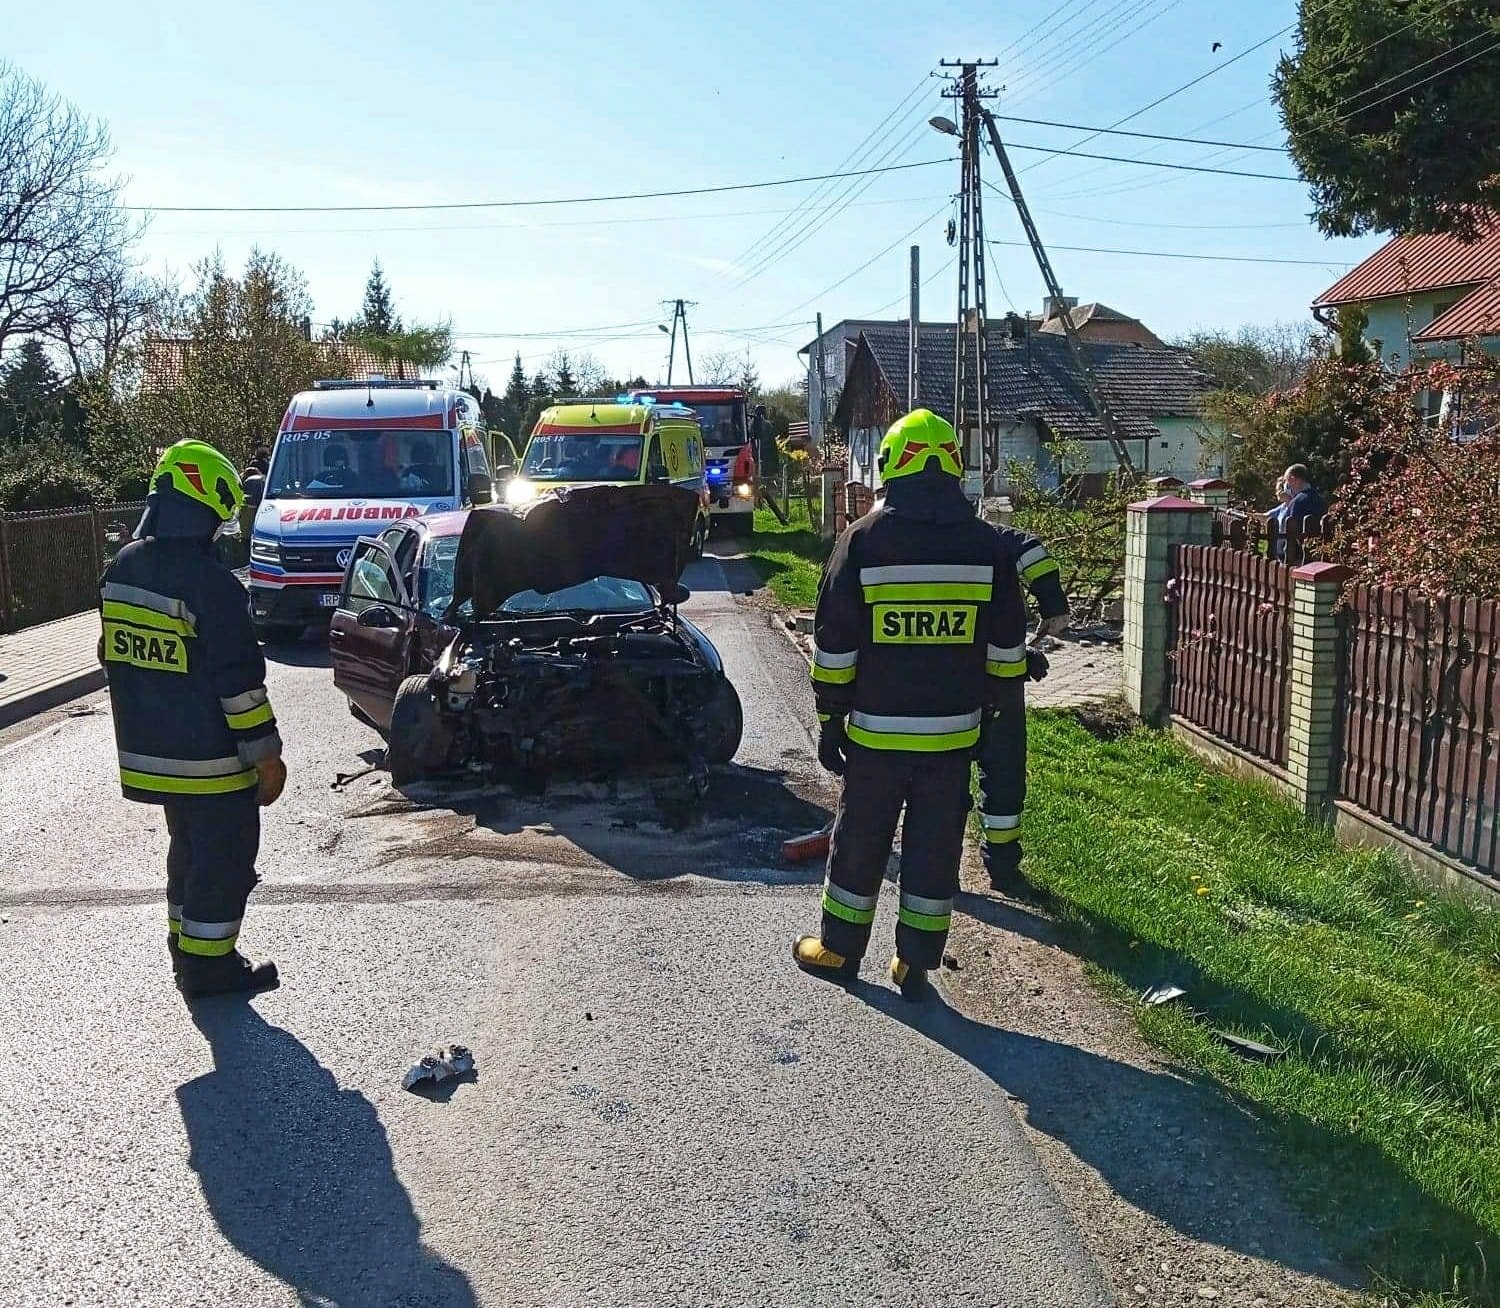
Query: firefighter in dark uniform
xmin=793 ymin=410 xmax=1028 ymax=998
xmin=100 ymin=440 xmax=287 ymax=999
xmin=977 ymin=522 xmax=1069 ymax=897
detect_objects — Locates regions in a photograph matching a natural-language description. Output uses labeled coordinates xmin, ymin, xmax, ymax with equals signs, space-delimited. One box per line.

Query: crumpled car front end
xmin=387 ymin=485 xmax=742 ymax=797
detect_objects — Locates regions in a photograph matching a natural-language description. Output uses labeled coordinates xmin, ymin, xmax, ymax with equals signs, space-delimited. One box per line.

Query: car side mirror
xmin=468 ymin=471 xmax=494 ymax=504
xmin=493 ymin=464 xmax=515 ymax=483
xmin=357 ymin=603 xmax=401 ymax=628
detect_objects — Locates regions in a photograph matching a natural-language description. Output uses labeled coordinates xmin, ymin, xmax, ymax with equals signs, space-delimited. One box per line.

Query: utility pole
xmin=814 ymin=311 xmax=829 ymax=447
xmin=908 ymin=245 xmax=920 ymax=410
xmin=661 ymin=299 xmax=697 ymax=385
xmin=940 ymin=59 xmax=997 ymax=493
xmin=976 ymin=107 xmax=1136 ymax=475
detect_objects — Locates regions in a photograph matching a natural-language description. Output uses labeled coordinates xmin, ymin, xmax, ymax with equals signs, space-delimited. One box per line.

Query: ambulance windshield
xmin=521 ymin=433 xmax=643 ymax=482
xmin=268 ymin=429 xmax=456 ymax=499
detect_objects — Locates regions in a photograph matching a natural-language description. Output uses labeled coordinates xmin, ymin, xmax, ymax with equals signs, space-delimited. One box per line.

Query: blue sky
xmin=9 ymin=0 xmax=1383 ymax=389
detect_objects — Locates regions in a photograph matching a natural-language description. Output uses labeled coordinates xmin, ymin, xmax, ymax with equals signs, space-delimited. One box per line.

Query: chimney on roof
xmin=1042 ymin=295 xmax=1077 ymax=323
xmin=1000 ymin=312 xmax=1028 ymax=343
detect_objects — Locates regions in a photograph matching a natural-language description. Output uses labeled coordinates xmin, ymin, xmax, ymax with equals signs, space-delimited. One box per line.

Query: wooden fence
xmin=1211 ymin=509 xmax=1330 ymax=568
xmin=1163 ymin=535 xmax=1498 ymax=876
xmin=0 ymin=503 xmax=145 ymax=633
xmin=1166 ymin=544 xmax=1293 ymax=765
xmin=1342 ymin=587 xmax=1500 ymax=873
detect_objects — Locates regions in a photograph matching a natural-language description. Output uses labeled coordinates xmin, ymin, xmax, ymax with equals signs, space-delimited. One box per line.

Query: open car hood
xmin=448 ymin=483 xmax=701 ymax=619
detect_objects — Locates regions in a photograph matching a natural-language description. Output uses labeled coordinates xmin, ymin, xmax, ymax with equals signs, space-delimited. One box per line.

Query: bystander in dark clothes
xmin=1268 ymin=463 xmax=1325 ymax=560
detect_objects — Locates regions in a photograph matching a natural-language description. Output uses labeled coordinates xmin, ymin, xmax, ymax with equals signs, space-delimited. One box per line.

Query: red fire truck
xmin=632 ymin=386 xmax=756 ymax=535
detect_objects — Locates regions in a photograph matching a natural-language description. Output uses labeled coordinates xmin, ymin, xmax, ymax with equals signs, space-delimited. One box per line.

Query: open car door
xmin=329 ymin=536 xmax=418 ymax=729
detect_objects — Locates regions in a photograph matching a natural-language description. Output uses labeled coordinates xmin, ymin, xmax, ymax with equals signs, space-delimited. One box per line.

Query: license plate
xmin=318 ymin=592 xmax=341 ymax=608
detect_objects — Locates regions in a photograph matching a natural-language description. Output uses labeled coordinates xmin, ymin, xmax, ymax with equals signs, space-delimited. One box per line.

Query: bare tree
xmin=46 ymin=255 xmax=169 ymax=381
xmin=695 ymin=349 xmax=739 ymax=386
xmin=0 ymin=62 xmax=136 ymax=356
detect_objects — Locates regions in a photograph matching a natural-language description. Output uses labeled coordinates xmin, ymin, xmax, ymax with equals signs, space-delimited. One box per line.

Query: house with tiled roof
xmin=140 ymin=337 xmax=424 ymax=393
xmin=831 ymin=316 xmax=1219 ymax=493
xmin=1312 ymin=218 xmax=1500 ymax=370
xmin=1035 ymin=300 xmax=1165 ymax=348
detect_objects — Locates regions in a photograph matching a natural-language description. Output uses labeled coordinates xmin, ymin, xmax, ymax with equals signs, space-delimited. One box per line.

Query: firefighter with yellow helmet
xmin=99 ymin=439 xmax=286 ymax=999
xmin=794 ymin=410 xmax=1027 ymax=998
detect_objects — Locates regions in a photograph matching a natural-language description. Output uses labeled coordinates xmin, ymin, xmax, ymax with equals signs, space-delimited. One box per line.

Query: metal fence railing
xmin=1342 ymin=586 xmax=1499 ymax=873
xmin=0 ymin=502 xmax=145 ymax=633
xmin=1166 ymin=543 xmax=1294 ymax=766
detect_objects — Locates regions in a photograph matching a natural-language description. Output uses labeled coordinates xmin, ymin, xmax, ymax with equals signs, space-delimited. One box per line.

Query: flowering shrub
xmin=1332 ymin=357 xmax=1500 ymax=597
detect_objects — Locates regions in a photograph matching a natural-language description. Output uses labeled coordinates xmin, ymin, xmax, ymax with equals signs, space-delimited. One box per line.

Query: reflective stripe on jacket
xmin=810 ymin=502 xmax=1027 ymax=751
xmin=100 ymin=537 xmax=281 ymax=803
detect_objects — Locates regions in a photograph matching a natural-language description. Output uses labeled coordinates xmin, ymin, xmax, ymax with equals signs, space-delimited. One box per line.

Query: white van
xmin=247 ymin=377 xmax=516 ymax=641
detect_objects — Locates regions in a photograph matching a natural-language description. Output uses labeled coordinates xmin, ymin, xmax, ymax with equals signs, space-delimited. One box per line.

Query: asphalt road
xmin=0 ymin=549 xmax=1111 ymax=1308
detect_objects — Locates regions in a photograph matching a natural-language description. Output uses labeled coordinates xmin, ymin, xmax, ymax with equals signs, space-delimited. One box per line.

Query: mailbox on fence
xmin=0 ymin=502 xmax=146 ymax=634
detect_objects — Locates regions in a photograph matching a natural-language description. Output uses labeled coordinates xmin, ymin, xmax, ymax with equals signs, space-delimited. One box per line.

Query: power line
xmin=1008 ymin=0 xmax=1192 ymax=109
xmin=151 ymin=192 xmax=951 ymax=239
xmin=724 ymin=71 xmax=934 ymax=275
xmin=986 ymin=237 xmax=1352 ymax=267
xmin=996 ymin=114 xmax=1284 ymax=152
xmin=1003 ymin=143 xmax=1295 ymax=179
xmin=1002 ymin=0 xmax=1160 ymax=106
xmin=1036 ymin=206 xmax=1310 ymax=230
xmin=773 ymin=205 xmax=948 ymax=323
xmin=124 ymin=157 xmax=952 ymax=215
xmin=1336 ymin=33 xmax=1500 ymax=120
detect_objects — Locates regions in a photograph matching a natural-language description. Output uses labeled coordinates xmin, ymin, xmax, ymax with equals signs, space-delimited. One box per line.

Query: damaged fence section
xmin=0 ymin=503 xmax=146 ymax=633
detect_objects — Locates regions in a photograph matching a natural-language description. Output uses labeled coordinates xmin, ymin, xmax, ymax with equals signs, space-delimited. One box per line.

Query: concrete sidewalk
xmin=0 ymin=610 xmax=103 ymax=728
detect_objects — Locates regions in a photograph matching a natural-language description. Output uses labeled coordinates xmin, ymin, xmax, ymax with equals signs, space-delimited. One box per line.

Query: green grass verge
xmin=1018 ymin=707 xmax=1500 ymax=1306
xmin=745 ymin=504 xmax=828 ymax=610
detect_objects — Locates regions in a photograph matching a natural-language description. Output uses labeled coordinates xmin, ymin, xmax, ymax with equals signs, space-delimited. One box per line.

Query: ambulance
xmin=506 ymin=398 xmax=711 ymax=553
xmin=247 ymin=377 xmax=517 ymax=641
xmin=631 ymin=386 xmax=756 ymax=535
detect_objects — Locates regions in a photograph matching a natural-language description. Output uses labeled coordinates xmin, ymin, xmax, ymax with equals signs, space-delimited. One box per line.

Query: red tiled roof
xmin=1312 ymin=220 xmax=1500 ymax=307
xmin=1413 ymin=279 xmax=1500 ymax=341
xmin=141 ymin=337 xmax=422 ymax=392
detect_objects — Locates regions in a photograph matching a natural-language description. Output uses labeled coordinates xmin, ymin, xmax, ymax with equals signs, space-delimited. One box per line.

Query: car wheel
xmin=387 ymin=674 xmax=454 ymax=784
xmin=255 ymin=622 xmax=303 ymax=645
xmin=700 ymin=676 xmax=744 ymax=765
xmin=692 ymin=518 xmax=707 ymax=558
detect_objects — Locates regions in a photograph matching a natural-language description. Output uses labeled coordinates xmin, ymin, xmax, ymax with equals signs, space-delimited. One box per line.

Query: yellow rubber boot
xmin=889 ymin=954 xmax=931 ymax=1002
xmin=793 ymin=936 xmax=859 ymax=981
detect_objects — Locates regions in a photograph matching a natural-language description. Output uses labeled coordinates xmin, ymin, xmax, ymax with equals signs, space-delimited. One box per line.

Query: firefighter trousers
xmin=164 ymin=789 xmax=261 ymax=958
xmin=820 ymin=744 xmax=971 ymax=970
xmin=975 ymin=678 xmax=1026 ymax=876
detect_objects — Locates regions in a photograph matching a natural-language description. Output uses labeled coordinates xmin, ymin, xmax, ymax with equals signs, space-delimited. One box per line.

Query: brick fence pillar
xmin=1124 ymin=495 xmax=1214 ymax=722
xmin=1147 ymin=475 xmax=1184 ymax=497
xmin=1185 ymin=477 xmax=1231 ymax=509
xmin=1285 ymin=561 xmax=1350 ymax=818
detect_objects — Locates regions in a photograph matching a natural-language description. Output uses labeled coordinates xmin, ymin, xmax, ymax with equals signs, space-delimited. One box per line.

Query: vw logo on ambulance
xmin=336 ymin=547 xmax=353 ymax=569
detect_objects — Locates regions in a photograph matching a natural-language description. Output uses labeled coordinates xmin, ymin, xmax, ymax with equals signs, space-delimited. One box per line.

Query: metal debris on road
xmin=1211 ymin=1030 xmax=1284 ymax=1063
xmin=782 ymin=820 xmax=833 ymax=864
xmin=331 ymin=765 xmax=380 ymax=792
xmin=1142 ymin=983 xmax=1188 ymax=1007
xmin=402 ymin=1044 xmax=475 ymax=1091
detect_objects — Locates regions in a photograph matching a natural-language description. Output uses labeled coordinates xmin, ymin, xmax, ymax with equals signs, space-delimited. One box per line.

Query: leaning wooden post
xmin=1123 ymin=494 xmax=1214 ymax=723
xmin=1285 ymin=562 xmax=1349 ymax=820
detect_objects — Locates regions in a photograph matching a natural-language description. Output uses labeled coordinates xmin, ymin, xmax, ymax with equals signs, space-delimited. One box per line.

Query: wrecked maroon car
xmin=335 ymin=483 xmax=743 ymax=793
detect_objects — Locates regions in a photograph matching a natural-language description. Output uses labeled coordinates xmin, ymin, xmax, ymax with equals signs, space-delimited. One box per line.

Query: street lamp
xmin=658 ymin=324 xmax=671 ymax=334
xmin=929 ymin=115 xmax=958 ymax=136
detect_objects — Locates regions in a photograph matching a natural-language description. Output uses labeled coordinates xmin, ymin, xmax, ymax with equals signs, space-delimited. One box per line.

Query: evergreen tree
xmin=358 ymin=260 xmax=400 ymax=336
xmin=0 ymin=339 xmax=63 ymax=445
xmin=551 ymin=350 xmax=577 ymax=397
xmin=737 ymin=349 xmax=760 ymax=396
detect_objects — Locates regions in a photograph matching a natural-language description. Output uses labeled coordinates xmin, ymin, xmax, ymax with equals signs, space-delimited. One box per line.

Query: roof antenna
xmin=365 ymin=378 xmax=375 ymax=408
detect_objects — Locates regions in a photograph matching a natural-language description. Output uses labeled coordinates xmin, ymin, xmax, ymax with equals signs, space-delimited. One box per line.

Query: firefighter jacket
xmin=994 ymin=523 xmax=1067 ymax=622
xmin=811 ymin=471 xmax=1027 ymax=753
xmin=99 ymin=492 xmax=281 ymax=804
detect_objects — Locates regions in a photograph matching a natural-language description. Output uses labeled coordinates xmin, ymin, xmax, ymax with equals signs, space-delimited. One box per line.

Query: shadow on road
xmin=852 ymin=981 xmax=1362 ymax=1289
xmin=177 ymin=1004 xmax=475 ymax=1307
xmin=386 ymin=762 xmax=832 ymax=887
xmin=261 ymin=634 xmax=334 ymax=669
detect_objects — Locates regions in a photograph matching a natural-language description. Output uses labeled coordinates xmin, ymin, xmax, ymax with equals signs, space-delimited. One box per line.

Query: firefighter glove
xmin=255 ymin=756 xmax=288 ymax=807
xmin=818 ymin=716 xmax=849 ymax=776
xmin=1026 ymin=649 xmax=1050 ymax=682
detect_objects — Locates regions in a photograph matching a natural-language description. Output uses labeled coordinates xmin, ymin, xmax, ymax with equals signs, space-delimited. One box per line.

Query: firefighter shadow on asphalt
xmin=176 ymin=1003 xmax=477 ymax=1307
xmin=853 ymin=982 xmax=1367 ymax=1288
